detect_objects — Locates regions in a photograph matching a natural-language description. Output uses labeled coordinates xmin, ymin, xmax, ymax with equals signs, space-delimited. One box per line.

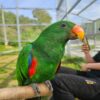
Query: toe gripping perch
xmin=30 ymin=80 xmax=53 ymax=97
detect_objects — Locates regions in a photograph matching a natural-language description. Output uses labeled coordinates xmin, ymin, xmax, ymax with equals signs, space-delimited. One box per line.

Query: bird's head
xmin=45 ymin=20 xmax=85 ymax=42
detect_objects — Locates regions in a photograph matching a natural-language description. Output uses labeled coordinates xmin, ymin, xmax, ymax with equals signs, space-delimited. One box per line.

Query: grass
xmin=0 ymin=45 xmax=18 ymax=52
xmin=0 ymin=53 xmax=18 ymax=88
xmin=71 ymin=44 xmax=95 ymax=50
xmin=62 ymin=55 xmax=85 ymax=70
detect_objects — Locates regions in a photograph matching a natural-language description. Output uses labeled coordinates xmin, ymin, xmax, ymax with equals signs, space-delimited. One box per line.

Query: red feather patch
xmin=28 ymin=58 xmax=37 ymax=78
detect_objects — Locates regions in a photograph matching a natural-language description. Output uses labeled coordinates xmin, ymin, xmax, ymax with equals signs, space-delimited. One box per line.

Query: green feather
xmin=16 ymin=44 xmax=32 ymax=85
xmin=16 ymin=20 xmax=75 ymax=85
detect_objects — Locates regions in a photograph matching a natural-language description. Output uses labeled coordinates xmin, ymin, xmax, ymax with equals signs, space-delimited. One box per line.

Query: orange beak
xmin=71 ymin=25 xmax=85 ymax=41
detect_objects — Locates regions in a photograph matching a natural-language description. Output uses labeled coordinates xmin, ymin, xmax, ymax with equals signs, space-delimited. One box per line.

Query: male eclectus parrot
xmin=16 ymin=20 xmax=85 ymax=86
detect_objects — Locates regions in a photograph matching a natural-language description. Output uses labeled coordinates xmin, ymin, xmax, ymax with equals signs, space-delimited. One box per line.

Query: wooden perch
xmin=0 ymin=83 xmax=52 ymax=100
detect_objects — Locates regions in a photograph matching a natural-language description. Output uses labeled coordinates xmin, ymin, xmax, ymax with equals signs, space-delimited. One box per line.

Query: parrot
xmin=16 ymin=20 xmax=85 ymax=86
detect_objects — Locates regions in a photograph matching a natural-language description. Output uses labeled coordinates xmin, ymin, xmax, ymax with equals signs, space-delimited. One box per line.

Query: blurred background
xmin=0 ymin=0 xmax=100 ymax=88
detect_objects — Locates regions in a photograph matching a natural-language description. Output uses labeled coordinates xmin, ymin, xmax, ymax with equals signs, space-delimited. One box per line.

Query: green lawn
xmin=62 ymin=55 xmax=85 ymax=70
xmin=0 ymin=53 xmax=18 ymax=88
xmin=0 ymin=45 xmax=18 ymax=52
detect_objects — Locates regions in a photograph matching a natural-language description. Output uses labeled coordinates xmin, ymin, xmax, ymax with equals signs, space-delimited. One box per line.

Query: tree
xmin=32 ymin=9 xmax=52 ymax=24
xmin=19 ymin=15 xmax=34 ymax=24
xmin=4 ymin=11 xmax=16 ymax=24
xmin=0 ymin=9 xmax=52 ymax=46
xmin=0 ymin=10 xmax=2 ymax=24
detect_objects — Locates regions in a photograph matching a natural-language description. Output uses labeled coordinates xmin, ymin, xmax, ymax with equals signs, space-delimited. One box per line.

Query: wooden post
xmin=0 ymin=83 xmax=52 ymax=100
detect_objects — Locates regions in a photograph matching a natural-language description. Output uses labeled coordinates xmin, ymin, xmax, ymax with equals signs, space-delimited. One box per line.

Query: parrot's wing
xmin=16 ymin=44 xmax=32 ymax=85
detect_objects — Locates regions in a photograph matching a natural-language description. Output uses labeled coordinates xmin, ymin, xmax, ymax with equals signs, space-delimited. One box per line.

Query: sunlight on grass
xmin=0 ymin=53 xmax=17 ymax=88
xmin=0 ymin=45 xmax=18 ymax=52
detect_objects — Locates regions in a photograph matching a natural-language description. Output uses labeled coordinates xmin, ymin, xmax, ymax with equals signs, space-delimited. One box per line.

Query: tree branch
xmin=0 ymin=83 xmax=52 ymax=100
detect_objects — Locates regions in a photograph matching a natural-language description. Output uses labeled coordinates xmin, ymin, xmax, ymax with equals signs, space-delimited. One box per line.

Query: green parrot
xmin=16 ymin=20 xmax=85 ymax=86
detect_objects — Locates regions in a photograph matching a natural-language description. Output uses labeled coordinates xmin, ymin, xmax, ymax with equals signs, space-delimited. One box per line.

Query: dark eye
xmin=61 ymin=23 xmax=66 ymax=28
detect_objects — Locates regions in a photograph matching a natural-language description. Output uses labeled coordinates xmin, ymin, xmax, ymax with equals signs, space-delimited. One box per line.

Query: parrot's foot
xmin=30 ymin=80 xmax=53 ymax=99
xmin=30 ymin=83 xmax=41 ymax=97
xmin=44 ymin=80 xmax=53 ymax=92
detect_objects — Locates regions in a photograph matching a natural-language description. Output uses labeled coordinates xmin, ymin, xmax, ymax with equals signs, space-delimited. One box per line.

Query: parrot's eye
xmin=61 ymin=23 xmax=66 ymax=28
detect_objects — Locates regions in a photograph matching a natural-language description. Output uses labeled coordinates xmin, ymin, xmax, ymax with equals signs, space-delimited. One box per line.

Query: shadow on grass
xmin=0 ymin=59 xmax=16 ymax=70
xmin=0 ymin=70 xmax=16 ymax=88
